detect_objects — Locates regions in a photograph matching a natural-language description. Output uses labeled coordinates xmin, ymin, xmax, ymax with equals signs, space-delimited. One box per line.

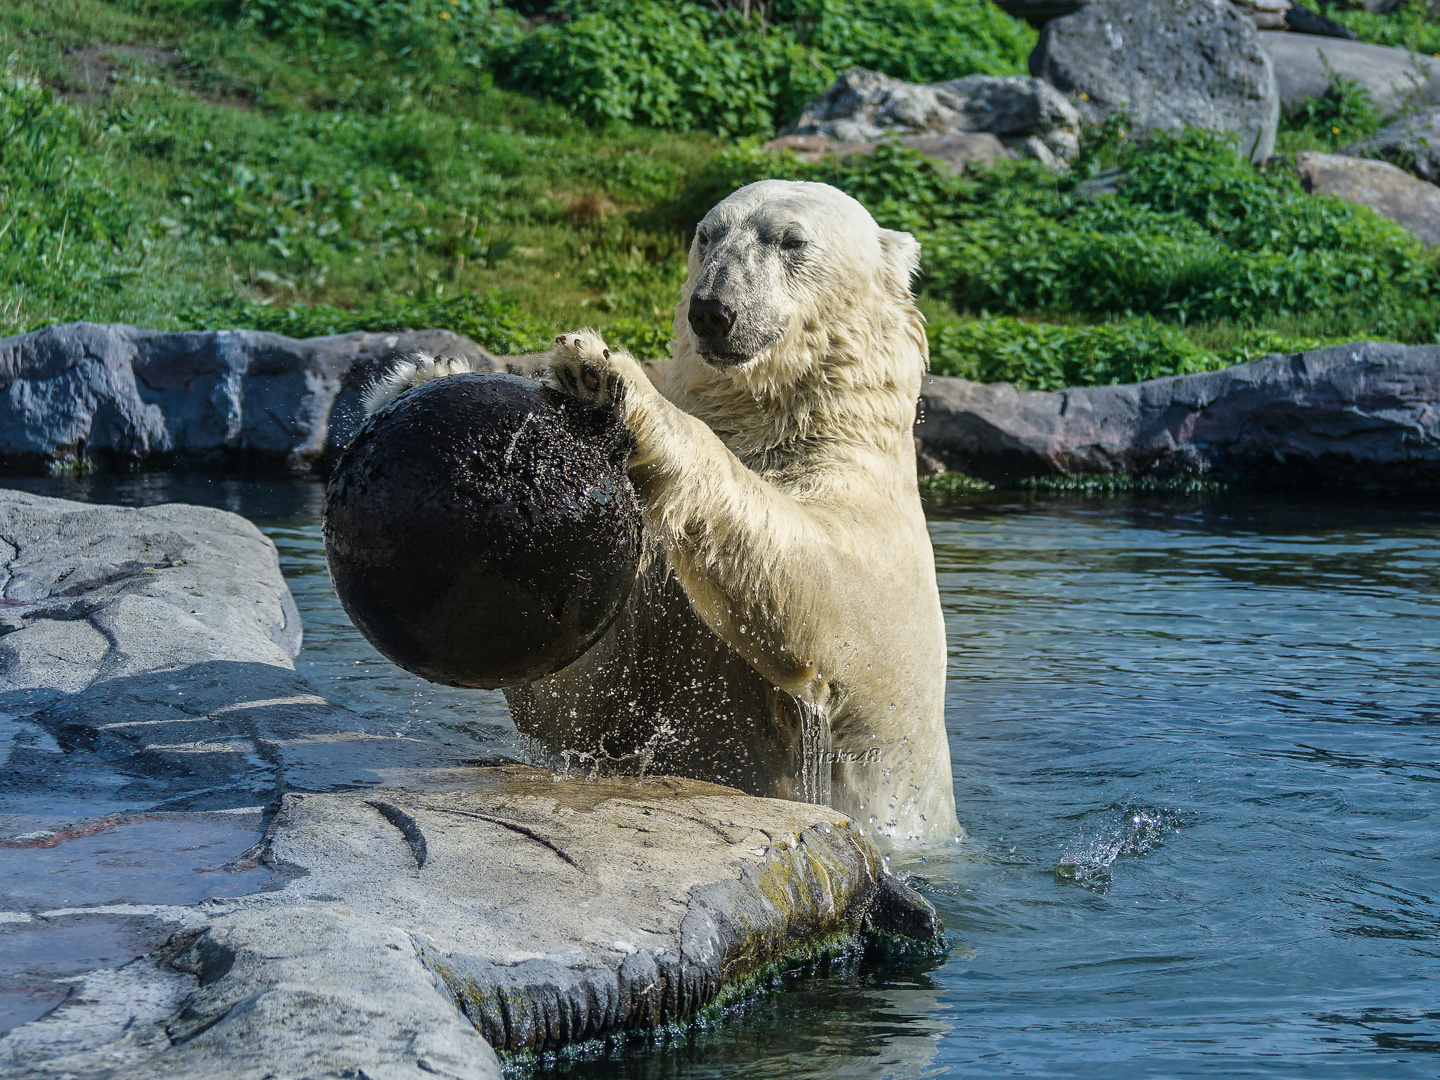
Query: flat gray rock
xmin=917 ymin=341 xmax=1440 ymax=488
xmin=1345 ymin=105 xmax=1440 ymax=184
xmin=1261 ymin=29 xmax=1440 ymax=116
xmin=2 ymin=770 xmax=938 ymax=1078
xmin=783 ymin=68 xmax=1081 ymax=169
xmin=0 ymin=323 xmax=499 ymax=474
xmin=1295 ymin=150 xmax=1440 ymax=244
xmin=262 ymin=774 xmax=936 ymax=1052
xmin=1031 ymin=0 xmax=1280 ymax=161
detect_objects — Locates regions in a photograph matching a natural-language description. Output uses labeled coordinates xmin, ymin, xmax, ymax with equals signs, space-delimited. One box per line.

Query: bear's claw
xmin=545 ymin=329 xmax=630 ymax=409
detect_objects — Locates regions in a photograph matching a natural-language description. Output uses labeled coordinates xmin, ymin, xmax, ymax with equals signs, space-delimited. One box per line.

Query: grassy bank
xmin=2 ymin=0 xmax=1437 ymax=390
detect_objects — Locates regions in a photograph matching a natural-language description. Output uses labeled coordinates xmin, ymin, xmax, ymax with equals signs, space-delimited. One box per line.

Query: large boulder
xmin=916 ymin=342 xmax=1440 ymax=488
xmin=783 ymin=68 xmax=1082 ymax=169
xmin=1294 ymin=150 xmax=1440 ymax=245
xmin=1345 ymin=105 xmax=1440 ymax=184
xmin=0 ymin=491 xmax=460 ymax=808
xmin=0 ymin=322 xmax=499 ymax=474
xmin=1031 ymin=0 xmax=1281 ymax=162
xmin=1260 ymin=30 xmax=1440 ymax=116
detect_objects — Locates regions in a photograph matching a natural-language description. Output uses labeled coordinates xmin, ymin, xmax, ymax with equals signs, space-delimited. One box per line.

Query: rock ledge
xmin=0 ymin=491 xmax=942 ymax=1079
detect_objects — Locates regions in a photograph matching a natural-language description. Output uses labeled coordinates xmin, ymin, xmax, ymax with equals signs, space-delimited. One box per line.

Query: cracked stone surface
xmin=0 ymin=491 xmax=942 ymax=1078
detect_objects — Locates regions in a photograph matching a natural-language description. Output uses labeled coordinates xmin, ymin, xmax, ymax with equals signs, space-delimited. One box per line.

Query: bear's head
xmin=671 ymin=181 xmax=926 ymax=451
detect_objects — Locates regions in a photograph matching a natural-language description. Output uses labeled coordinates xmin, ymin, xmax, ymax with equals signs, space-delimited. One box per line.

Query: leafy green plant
xmin=498 ymin=0 xmax=832 ymax=136
xmin=600 ymin=315 xmax=673 ymax=360
xmin=496 ymin=0 xmax=1032 ymax=136
xmin=1319 ymin=0 xmax=1440 ymax=57
xmin=1281 ymin=66 xmax=1380 ymax=150
xmin=778 ymin=0 xmax=1035 ymax=85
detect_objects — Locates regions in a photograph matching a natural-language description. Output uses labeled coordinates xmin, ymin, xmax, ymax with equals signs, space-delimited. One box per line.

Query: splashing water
xmin=1053 ymin=804 xmax=1184 ymax=890
xmin=798 ymin=699 xmax=831 ymax=806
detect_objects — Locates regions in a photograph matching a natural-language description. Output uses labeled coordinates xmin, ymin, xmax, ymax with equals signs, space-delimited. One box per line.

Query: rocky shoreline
xmin=3 ymin=322 xmax=1439 ymax=492
xmin=0 ymin=490 xmax=941 ymax=1078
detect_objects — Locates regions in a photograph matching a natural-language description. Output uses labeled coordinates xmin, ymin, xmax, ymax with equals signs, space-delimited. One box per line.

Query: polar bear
xmin=365 ymin=180 xmax=957 ymax=842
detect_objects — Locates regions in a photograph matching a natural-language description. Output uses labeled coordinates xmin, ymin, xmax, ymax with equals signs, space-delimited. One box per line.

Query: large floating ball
xmin=324 ymin=372 xmax=641 ymax=689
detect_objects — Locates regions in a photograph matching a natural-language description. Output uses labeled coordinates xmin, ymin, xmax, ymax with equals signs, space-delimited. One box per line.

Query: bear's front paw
xmin=545 ymin=330 xmax=642 ymax=409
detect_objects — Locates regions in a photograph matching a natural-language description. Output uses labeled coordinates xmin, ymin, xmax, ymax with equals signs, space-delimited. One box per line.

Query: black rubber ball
xmin=324 ymin=372 xmax=641 ymax=689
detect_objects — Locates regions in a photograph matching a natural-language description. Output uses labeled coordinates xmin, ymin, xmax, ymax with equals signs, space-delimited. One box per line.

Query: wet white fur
xmin=362 ymin=354 xmax=479 ymax=415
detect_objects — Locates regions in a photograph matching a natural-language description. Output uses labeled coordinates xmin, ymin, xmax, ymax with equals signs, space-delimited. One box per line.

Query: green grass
xmin=1 ymin=0 xmax=1434 ymax=387
xmin=0 ymin=0 xmax=717 ymax=347
xmin=926 ymin=316 xmax=1338 ymax=389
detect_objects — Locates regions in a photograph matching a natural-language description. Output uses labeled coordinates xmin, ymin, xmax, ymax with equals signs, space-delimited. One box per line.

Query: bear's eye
xmin=696 ymin=229 xmax=711 ymax=246
xmin=780 ymin=234 xmax=807 ymax=251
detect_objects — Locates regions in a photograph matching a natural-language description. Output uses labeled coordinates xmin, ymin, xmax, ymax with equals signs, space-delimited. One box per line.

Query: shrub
xmin=1280 ymin=69 xmax=1381 ymax=150
xmin=496 ymin=0 xmax=1032 ymax=135
xmin=778 ymin=0 xmax=1035 ymax=85
xmin=499 ymin=0 xmax=831 ymax=136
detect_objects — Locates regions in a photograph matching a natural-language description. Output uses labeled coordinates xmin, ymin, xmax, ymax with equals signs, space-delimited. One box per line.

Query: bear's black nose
xmin=687 ymin=297 xmax=736 ymax=340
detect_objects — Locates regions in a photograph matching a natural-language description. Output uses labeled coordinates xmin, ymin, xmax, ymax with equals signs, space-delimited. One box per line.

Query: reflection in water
xmin=3 ymin=477 xmax=1439 ymax=1077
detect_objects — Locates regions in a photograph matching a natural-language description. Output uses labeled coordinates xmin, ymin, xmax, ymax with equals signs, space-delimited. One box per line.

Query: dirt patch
xmin=64 ymin=45 xmax=179 ymax=105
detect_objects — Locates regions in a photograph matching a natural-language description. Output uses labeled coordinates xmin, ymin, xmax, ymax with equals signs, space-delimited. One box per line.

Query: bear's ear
xmin=877 ymin=229 xmax=921 ymax=294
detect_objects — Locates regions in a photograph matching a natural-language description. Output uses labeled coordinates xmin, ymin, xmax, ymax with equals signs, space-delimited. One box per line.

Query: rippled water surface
xmin=6 ymin=476 xmax=1439 ymax=1077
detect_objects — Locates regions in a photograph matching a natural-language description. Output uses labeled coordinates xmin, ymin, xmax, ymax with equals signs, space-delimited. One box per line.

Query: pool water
xmin=4 ymin=475 xmax=1439 ymax=1078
